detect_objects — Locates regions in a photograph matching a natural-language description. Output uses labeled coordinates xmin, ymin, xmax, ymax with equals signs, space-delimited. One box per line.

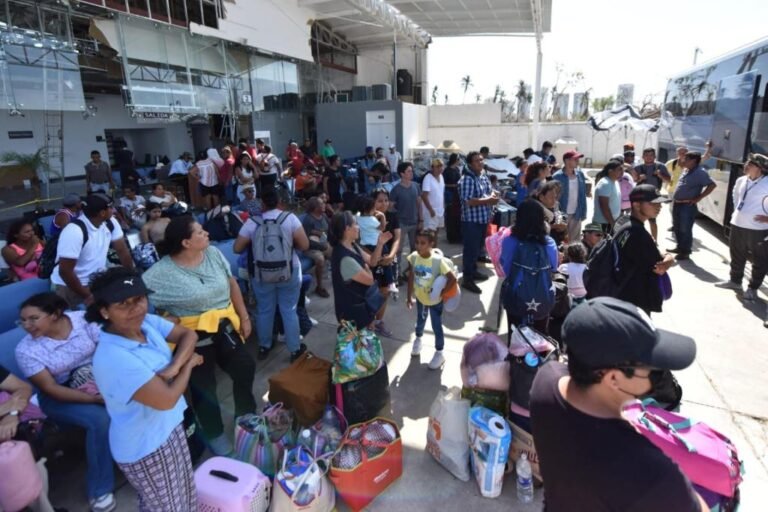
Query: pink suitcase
xmin=0 ymin=440 xmax=43 ymax=512
xmin=195 ymin=456 xmax=271 ymax=512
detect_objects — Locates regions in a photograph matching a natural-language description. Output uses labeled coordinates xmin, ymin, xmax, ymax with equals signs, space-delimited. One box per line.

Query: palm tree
xmin=460 ymin=75 xmax=473 ymax=103
xmin=515 ymin=80 xmax=529 ymax=121
xmin=431 ymin=85 xmax=439 ymax=104
xmin=492 ymin=85 xmax=501 ymax=103
xmin=475 ymin=93 xmax=482 ymax=103
xmin=444 ymin=94 xmax=449 ymax=105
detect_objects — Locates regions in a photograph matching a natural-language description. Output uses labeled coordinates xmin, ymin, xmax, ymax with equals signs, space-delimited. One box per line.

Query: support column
xmin=532 ymin=46 xmax=543 ymax=149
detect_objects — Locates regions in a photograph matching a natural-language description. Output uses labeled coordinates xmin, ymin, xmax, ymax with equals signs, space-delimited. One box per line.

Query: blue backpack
xmin=501 ymin=240 xmax=555 ymax=322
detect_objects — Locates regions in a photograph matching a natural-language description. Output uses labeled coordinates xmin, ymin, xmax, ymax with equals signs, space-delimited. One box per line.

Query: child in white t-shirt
xmin=558 ymin=243 xmax=588 ymax=304
xmin=357 ymin=196 xmax=386 ymax=249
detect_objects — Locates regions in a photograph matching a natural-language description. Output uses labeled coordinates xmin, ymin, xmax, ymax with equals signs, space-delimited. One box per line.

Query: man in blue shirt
xmin=669 ymin=151 xmax=716 ymax=260
xmin=459 ymin=151 xmax=498 ymax=293
xmin=552 ymin=150 xmax=589 ymax=242
xmin=359 ymin=146 xmax=379 ymax=193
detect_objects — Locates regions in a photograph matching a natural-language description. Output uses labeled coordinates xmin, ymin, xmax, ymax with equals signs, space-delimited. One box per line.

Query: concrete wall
xmin=251 ymin=111 xmax=303 ymax=155
xmin=427 ymin=104 xmax=658 ymax=166
xmin=0 ymin=94 xmax=193 ymax=179
xmin=401 ymin=103 xmax=429 ymax=159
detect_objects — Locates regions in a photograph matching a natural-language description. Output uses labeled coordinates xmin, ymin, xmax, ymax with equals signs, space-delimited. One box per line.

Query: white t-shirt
xmin=421 ymin=173 xmax=446 ymax=218
xmin=196 ymin=159 xmax=219 ymax=187
xmin=386 ymin=152 xmax=401 ymax=175
xmin=51 ymin=215 xmax=124 ymax=286
xmin=730 ymin=175 xmax=768 ymax=230
xmin=238 ymin=209 xmax=302 ymax=268
xmin=566 ymin=175 xmax=578 ymax=215
xmin=119 ymin=195 xmax=146 ymax=219
xmin=558 ymin=262 xmax=587 ymax=298
xmin=258 ymin=153 xmax=282 ymax=176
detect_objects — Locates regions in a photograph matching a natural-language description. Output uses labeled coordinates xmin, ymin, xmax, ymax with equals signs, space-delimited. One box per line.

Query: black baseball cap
xmin=92 ymin=275 xmax=154 ymax=304
xmin=629 ymin=184 xmax=671 ymax=204
xmin=563 ymin=297 xmax=696 ymax=370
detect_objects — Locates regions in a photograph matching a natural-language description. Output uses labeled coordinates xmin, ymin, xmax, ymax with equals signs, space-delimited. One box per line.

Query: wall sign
xmin=8 ymin=131 xmax=33 ymax=139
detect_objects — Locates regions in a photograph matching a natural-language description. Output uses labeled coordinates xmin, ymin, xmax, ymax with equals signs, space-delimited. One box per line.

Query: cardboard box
xmin=507 ymin=419 xmax=543 ymax=483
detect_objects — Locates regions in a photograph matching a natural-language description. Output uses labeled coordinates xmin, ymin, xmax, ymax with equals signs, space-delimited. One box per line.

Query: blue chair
xmin=0 ymin=327 xmax=28 ymax=381
xmin=0 ymin=278 xmax=51 ymax=332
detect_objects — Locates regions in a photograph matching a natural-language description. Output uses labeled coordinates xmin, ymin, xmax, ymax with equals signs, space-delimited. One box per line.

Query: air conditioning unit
xmin=371 ymin=84 xmax=392 ymax=101
xmin=351 ymin=86 xmax=371 ymax=102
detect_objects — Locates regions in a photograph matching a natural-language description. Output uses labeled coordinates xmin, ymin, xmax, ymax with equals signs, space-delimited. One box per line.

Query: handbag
xmin=330 ymin=417 xmax=403 ymax=512
xmin=507 ymin=326 xmax=559 ymax=409
xmin=234 ymin=403 xmax=295 ymax=478
xmin=332 ymin=321 xmax=384 ymax=384
xmin=272 ymin=446 xmax=335 ymax=512
xmin=426 ymin=387 xmax=471 ymax=481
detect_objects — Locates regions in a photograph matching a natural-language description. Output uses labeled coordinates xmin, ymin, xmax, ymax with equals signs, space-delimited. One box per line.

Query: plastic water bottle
xmin=516 ymin=453 xmax=534 ymax=503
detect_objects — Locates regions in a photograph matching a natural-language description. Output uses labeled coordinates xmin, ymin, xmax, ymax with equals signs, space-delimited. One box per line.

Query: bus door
xmin=704 ymin=71 xmax=761 ymax=225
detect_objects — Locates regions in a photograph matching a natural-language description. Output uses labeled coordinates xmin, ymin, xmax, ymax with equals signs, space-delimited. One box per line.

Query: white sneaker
xmin=411 ymin=337 xmax=422 ymax=357
xmin=90 ymin=493 xmax=116 ymax=512
xmin=309 ymin=316 xmax=319 ymax=326
xmin=715 ymin=280 xmax=742 ymax=291
xmin=428 ymin=351 xmax=445 ymax=370
xmin=743 ymin=288 xmax=759 ymax=302
xmin=304 ymin=296 xmax=312 ymax=305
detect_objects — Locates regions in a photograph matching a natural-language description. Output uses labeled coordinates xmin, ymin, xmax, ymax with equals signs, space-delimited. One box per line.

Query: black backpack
xmin=583 ymin=225 xmax=631 ymax=299
xmin=38 ymin=218 xmax=114 ymax=279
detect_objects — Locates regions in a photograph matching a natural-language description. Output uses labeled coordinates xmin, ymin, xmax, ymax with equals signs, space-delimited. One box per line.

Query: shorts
xmin=199 ymin=183 xmax=221 ymax=197
xmin=423 ymin=214 xmax=445 ymax=231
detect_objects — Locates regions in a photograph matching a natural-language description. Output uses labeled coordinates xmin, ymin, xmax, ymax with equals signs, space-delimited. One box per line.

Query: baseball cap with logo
xmin=563 ymin=297 xmax=696 ymax=370
xmin=563 ymin=150 xmax=584 ymax=161
xmin=92 ymin=275 xmax=154 ymax=304
xmin=629 ymin=184 xmax=671 ymax=204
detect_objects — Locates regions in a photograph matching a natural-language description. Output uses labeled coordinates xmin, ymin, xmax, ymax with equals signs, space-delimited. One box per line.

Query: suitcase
xmin=332 ymin=363 xmax=391 ymax=425
xmin=195 ymin=456 xmax=271 ymax=512
xmin=268 ymin=352 xmax=332 ymax=426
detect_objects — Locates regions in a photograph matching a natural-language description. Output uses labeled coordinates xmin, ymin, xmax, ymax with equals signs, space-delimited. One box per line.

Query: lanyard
xmin=737 ymin=176 xmax=764 ymax=211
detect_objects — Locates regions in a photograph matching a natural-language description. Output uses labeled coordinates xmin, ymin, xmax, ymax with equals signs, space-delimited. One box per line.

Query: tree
xmin=460 ymin=75 xmax=473 ymax=103
xmin=591 ymin=95 xmax=615 ymax=112
xmin=515 ymin=80 xmax=532 ymax=121
xmin=492 ymin=84 xmax=502 ymax=103
xmin=444 ymin=94 xmax=449 ymax=105
xmin=475 ymin=93 xmax=482 ymax=103
xmin=431 ymin=85 xmax=439 ymax=105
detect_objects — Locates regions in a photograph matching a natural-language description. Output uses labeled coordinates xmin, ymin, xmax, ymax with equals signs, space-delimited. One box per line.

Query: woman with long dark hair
xmin=499 ymin=199 xmax=559 ymax=333
xmin=1 ymin=218 xmax=44 ymax=281
xmin=443 ymin=153 xmax=463 ymax=243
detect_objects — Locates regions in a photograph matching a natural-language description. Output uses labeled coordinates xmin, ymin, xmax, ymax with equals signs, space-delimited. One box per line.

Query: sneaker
xmin=290 ymin=343 xmax=308 ymax=362
xmin=714 ymin=280 xmax=742 ymax=291
xmin=315 ymin=287 xmax=330 ymax=298
xmin=388 ymin=283 xmax=399 ymax=294
xmin=667 ymin=247 xmax=681 ymax=254
xmin=257 ymin=346 xmax=272 ymax=360
xmin=743 ymin=288 xmax=759 ymax=302
xmin=89 ymin=493 xmax=116 ymax=512
xmin=208 ymin=434 xmax=233 ymax=456
xmin=675 ymin=253 xmax=690 ymax=261
xmin=411 ymin=337 xmax=422 ymax=357
xmin=374 ymin=320 xmax=394 ymax=338
xmin=309 ymin=316 xmax=319 ymax=326
xmin=304 ymin=296 xmax=312 ymax=306
xmin=473 ymin=272 xmax=490 ymax=282
xmin=428 ymin=351 xmax=445 ymax=370
xmin=462 ymin=279 xmax=482 ymax=294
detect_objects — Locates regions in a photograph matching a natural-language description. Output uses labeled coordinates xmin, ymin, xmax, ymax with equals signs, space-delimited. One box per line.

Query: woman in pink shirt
xmin=1 ymin=219 xmax=43 ymax=281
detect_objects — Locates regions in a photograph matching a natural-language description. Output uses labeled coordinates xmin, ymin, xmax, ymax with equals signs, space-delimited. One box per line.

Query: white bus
xmin=659 ymin=37 xmax=768 ymax=234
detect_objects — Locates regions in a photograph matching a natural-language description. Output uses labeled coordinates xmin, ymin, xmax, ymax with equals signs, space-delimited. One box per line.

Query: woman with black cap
xmin=89 ymin=266 xmax=201 ymax=511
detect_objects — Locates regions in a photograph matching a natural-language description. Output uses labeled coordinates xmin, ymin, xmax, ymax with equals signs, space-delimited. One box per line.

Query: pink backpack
xmin=485 ymin=226 xmax=512 ymax=277
xmin=0 ymin=441 xmax=43 ymax=511
xmin=622 ymin=399 xmax=743 ymax=498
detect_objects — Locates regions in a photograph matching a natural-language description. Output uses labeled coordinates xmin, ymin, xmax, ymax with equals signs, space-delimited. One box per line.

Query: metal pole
xmin=392 ymin=29 xmax=398 ymax=98
xmin=532 ymin=46 xmax=543 ymax=149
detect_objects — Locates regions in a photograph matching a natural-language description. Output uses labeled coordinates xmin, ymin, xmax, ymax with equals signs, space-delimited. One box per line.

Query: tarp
xmin=587 ymin=104 xmax=661 ymax=132
xmin=485 ymin=158 xmax=520 ymax=176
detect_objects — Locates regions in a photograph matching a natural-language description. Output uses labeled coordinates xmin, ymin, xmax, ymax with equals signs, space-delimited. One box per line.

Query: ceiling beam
xmin=314 ymin=9 xmax=362 ymax=20
xmin=298 ymin=0 xmax=338 ymax=7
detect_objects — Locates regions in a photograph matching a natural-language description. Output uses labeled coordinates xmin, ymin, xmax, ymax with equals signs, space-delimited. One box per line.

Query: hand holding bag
xmin=332 ymin=321 xmax=384 ymax=384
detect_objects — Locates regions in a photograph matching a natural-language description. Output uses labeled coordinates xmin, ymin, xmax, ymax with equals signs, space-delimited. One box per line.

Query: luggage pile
xmin=193 ymin=321 xmax=402 ymax=512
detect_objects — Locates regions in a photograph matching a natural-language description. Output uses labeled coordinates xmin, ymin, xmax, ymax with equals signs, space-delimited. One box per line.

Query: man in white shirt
xmin=386 ymin=144 xmax=402 ymax=181
xmin=257 ymin=145 xmax=283 ymax=191
xmin=421 ymin=158 xmax=446 ymax=238
xmin=715 ymin=153 xmax=768 ymax=303
xmin=52 ymin=193 xmax=133 ymax=307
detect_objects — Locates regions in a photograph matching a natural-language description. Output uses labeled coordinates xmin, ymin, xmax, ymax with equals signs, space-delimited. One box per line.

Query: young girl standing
xmin=406 ymin=230 xmax=457 ymax=370
xmin=557 ymin=243 xmax=588 ymax=305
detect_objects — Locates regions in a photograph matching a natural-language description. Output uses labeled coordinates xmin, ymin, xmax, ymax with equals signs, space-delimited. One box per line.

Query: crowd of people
xmin=0 ymin=136 xmax=766 ymax=511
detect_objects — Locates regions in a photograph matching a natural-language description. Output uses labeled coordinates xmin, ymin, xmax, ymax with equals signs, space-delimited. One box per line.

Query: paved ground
xmin=44 ymin=202 xmax=768 ymax=511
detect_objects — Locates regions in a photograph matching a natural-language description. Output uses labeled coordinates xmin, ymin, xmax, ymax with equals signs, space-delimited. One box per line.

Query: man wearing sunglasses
xmin=530 ymin=297 xmax=706 ymax=512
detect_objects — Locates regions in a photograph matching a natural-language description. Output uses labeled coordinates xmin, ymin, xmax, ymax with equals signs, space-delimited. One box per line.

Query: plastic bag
xmin=426 ymin=387 xmax=471 ymax=481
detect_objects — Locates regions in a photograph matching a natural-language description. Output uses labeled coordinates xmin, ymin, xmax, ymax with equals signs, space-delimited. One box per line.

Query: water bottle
xmin=516 ymin=453 xmax=534 ymax=503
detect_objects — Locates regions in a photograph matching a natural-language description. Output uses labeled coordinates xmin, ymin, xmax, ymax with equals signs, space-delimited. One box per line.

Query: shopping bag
xmin=332 ymin=321 xmax=384 ymax=384
xmin=333 ymin=363 xmax=391 ymax=425
xmin=330 ymin=417 xmax=403 ymax=512
xmin=271 ymin=446 xmax=335 ymax=512
xmin=234 ymin=403 xmax=295 ymax=478
xmin=269 ymin=352 xmax=332 ymax=426
xmin=426 ymin=387 xmax=471 ymax=481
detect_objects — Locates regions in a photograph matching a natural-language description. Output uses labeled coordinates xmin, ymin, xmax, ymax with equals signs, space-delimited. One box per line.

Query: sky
xmin=427 ymin=0 xmax=768 ymax=109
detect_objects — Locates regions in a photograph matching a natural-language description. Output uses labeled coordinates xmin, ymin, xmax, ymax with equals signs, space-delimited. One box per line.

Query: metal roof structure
xmin=303 ymin=0 xmax=551 ymax=48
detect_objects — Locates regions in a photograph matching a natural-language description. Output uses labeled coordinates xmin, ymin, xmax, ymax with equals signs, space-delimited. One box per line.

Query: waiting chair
xmin=0 ymin=326 xmax=28 ymax=380
xmin=0 ymin=278 xmax=51 ymax=332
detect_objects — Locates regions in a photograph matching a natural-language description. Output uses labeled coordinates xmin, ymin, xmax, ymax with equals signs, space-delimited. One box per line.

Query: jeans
xmin=415 ymin=300 xmax=445 ymax=351
xmin=38 ymin=394 xmax=114 ymax=499
xmin=189 ymin=340 xmax=257 ymax=440
xmin=252 ymin=266 xmax=302 ymax=352
xmin=672 ymin=203 xmax=698 ymax=254
xmin=398 ymin=224 xmax=418 ymax=276
xmin=462 ymin=221 xmax=486 ymax=279
xmin=729 ymin=225 xmax=768 ymax=289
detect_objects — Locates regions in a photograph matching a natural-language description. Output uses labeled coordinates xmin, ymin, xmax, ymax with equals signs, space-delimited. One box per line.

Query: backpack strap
xmin=69 ymin=218 xmax=89 ymax=248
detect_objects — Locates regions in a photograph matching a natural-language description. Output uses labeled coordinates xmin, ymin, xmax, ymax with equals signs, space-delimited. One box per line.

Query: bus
xmin=659 ymin=36 xmax=768 ymax=234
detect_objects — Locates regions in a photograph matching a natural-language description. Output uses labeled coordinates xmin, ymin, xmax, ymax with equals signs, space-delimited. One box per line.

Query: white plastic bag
xmin=426 ymin=387 xmax=471 ymax=481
